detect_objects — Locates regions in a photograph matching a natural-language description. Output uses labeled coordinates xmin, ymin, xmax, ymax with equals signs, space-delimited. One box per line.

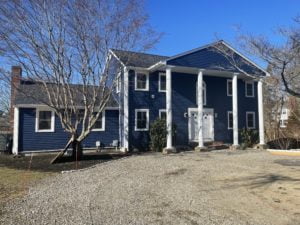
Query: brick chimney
xmin=10 ymin=66 xmax=22 ymax=131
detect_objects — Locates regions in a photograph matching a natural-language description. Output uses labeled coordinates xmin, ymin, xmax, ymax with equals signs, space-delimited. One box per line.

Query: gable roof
xmin=111 ymin=40 xmax=268 ymax=76
xmin=110 ymin=49 xmax=169 ymax=68
xmin=166 ymin=40 xmax=267 ymax=76
xmin=15 ymin=80 xmax=118 ymax=107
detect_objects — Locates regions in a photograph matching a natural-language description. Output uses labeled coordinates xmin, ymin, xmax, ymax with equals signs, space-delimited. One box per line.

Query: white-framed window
xmin=227 ymin=111 xmax=233 ymax=130
xmin=280 ymin=119 xmax=288 ymax=128
xmin=159 ymin=109 xmax=167 ymax=120
xmin=227 ymin=79 xmax=232 ymax=96
xmin=116 ymin=73 xmax=121 ymax=93
xmin=158 ymin=72 xmax=166 ymax=92
xmin=245 ymin=81 xmax=254 ymax=97
xmin=92 ymin=111 xmax=105 ymax=131
xmin=246 ymin=111 xmax=256 ymax=129
xmin=135 ymin=71 xmax=149 ymax=91
xmin=35 ymin=109 xmax=55 ymax=132
xmin=196 ymin=81 xmax=207 ymax=105
xmin=135 ymin=109 xmax=149 ymax=131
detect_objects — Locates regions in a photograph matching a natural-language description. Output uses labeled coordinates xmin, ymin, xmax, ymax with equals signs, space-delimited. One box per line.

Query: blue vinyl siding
xmin=18 ymin=108 xmax=119 ymax=152
xmin=128 ymin=70 xmax=258 ymax=149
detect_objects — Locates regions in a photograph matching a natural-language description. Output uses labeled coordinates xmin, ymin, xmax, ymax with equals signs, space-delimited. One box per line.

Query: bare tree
xmin=0 ymin=76 xmax=10 ymax=114
xmin=0 ymin=0 xmax=160 ymax=159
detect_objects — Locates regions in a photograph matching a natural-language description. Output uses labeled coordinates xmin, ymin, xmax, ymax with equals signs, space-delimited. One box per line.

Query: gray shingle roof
xmin=111 ymin=49 xmax=169 ymax=68
xmin=15 ymin=80 xmax=118 ymax=107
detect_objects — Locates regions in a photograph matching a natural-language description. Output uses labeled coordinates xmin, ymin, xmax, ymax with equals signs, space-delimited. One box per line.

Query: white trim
xmin=158 ymin=72 xmax=166 ymax=92
xmin=258 ymin=80 xmax=265 ymax=145
xmin=232 ymin=73 xmax=239 ymax=146
xmin=123 ymin=67 xmax=129 ymax=150
xmin=134 ymin=70 xmax=149 ymax=91
xmin=166 ymin=67 xmax=173 ymax=148
xmin=159 ymin=109 xmax=167 ymax=119
xmin=35 ymin=108 xmax=55 ymax=133
xmin=109 ymin=49 xmax=126 ymax=67
xmin=91 ymin=111 xmax=105 ymax=131
xmin=12 ymin=107 xmax=19 ymax=155
xmin=227 ymin=111 xmax=233 ymax=130
xmin=246 ymin=111 xmax=256 ymax=129
xmin=116 ymin=72 xmax=121 ymax=94
xmin=188 ymin=108 xmax=214 ymax=142
xmin=227 ymin=79 xmax=232 ymax=96
xmin=197 ymin=70 xmax=204 ymax=148
xmin=245 ymin=81 xmax=254 ymax=97
xmin=134 ymin=109 xmax=149 ymax=131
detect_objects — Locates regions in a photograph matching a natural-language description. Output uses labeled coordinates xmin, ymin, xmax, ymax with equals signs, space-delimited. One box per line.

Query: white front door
xmin=188 ymin=108 xmax=214 ymax=142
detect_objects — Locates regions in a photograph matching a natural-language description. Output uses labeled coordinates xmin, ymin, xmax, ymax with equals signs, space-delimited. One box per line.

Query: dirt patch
xmin=165 ymin=168 xmax=187 ymax=176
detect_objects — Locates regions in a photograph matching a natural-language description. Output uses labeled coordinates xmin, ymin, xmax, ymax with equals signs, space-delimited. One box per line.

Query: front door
xmin=188 ymin=108 xmax=214 ymax=142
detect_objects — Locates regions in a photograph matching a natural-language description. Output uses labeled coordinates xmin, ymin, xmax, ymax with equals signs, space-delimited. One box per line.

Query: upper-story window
xmin=35 ymin=109 xmax=55 ymax=132
xmin=159 ymin=72 xmax=166 ymax=92
xmin=245 ymin=81 xmax=254 ymax=97
xmin=196 ymin=82 xmax=207 ymax=105
xmin=92 ymin=111 xmax=105 ymax=131
xmin=246 ymin=112 xmax=255 ymax=129
xmin=135 ymin=71 xmax=149 ymax=91
xmin=227 ymin=79 xmax=232 ymax=96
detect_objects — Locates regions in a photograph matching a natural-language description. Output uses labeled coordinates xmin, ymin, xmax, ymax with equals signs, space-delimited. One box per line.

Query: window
xmin=92 ymin=111 xmax=105 ymax=131
xmin=280 ymin=119 xmax=287 ymax=128
xmin=159 ymin=109 xmax=167 ymax=120
xmin=228 ymin=111 xmax=233 ymax=129
xmin=246 ymin=112 xmax=255 ymax=129
xmin=159 ymin=73 xmax=166 ymax=92
xmin=135 ymin=71 xmax=149 ymax=91
xmin=135 ymin=109 xmax=149 ymax=131
xmin=195 ymin=82 xmax=207 ymax=105
xmin=227 ymin=80 xmax=232 ymax=96
xmin=36 ymin=109 xmax=55 ymax=132
xmin=245 ymin=81 xmax=254 ymax=97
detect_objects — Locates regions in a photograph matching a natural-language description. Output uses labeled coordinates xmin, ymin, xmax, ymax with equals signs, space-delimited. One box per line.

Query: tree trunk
xmin=72 ymin=140 xmax=83 ymax=160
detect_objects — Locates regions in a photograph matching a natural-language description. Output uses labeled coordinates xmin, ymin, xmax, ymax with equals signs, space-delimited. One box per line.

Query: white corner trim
xmin=134 ymin=70 xmax=149 ymax=91
xmin=246 ymin=111 xmax=256 ymax=129
xmin=91 ymin=111 xmax=105 ymax=131
xmin=245 ymin=81 xmax=255 ymax=97
xmin=227 ymin=111 xmax=233 ymax=130
xmin=12 ymin=107 xmax=19 ymax=155
xmin=116 ymin=72 xmax=121 ymax=94
xmin=35 ymin=108 xmax=55 ymax=133
xmin=159 ymin=109 xmax=166 ymax=119
xmin=158 ymin=72 xmax=166 ymax=92
xmin=134 ymin=109 xmax=149 ymax=131
xmin=123 ymin=67 xmax=129 ymax=149
xmin=258 ymin=80 xmax=265 ymax=145
xmin=227 ymin=79 xmax=232 ymax=96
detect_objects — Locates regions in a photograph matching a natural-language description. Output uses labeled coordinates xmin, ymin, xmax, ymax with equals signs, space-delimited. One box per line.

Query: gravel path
xmin=1 ymin=150 xmax=300 ymax=225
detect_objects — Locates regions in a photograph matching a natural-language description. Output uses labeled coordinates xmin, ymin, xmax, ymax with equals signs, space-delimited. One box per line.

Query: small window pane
xmin=227 ymin=80 xmax=232 ymax=96
xmin=228 ymin=112 xmax=233 ymax=129
xmin=160 ymin=111 xmax=166 ymax=120
xmin=159 ymin=74 xmax=166 ymax=91
xmin=38 ymin=111 xmax=52 ymax=130
xmin=246 ymin=82 xmax=254 ymax=97
xmin=136 ymin=73 xmax=147 ymax=90
xmin=137 ymin=111 xmax=147 ymax=129
xmin=93 ymin=112 xmax=103 ymax=129
xmin=247 ymin=113 xmax=255 ymax=128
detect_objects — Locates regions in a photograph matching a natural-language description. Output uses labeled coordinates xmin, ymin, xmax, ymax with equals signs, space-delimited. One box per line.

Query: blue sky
xmin=146 ymin=0 xmax=299 ymax=60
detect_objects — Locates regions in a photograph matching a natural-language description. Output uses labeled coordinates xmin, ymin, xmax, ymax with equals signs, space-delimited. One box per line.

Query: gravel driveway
xmin=1 ymin=150 xmax=300 ymax=225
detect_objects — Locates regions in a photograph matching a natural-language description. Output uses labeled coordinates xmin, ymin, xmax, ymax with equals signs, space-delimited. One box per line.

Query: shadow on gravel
xmin=223 ymin=174 xmax=300 ymax=189
xmin=274 ymin=159 xmax=300 ymax=167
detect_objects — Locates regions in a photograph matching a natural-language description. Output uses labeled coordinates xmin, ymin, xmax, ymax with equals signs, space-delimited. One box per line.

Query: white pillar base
xmin=163 ymin=147 xmax=176 ymax=154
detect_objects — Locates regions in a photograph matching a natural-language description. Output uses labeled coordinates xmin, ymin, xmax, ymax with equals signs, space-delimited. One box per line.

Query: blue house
xmin=11 ymin=41 xmax=268 ymax=154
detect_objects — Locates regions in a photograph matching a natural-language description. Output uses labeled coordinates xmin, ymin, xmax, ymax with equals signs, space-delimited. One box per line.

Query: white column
xmin=197 ymin=69 xmax=204 ymax=148
xmin=122 ymin=67 xmax=129 ymax=151
xmin=232 ymin=73 xmax=239 ymax=146
xmin=258 ymin=79 xmax=265 ymax=145
xmin=166 ymin=67 xmax=173 ymax=149
xmin=12 ymin=107 xmax=19 ymax=155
